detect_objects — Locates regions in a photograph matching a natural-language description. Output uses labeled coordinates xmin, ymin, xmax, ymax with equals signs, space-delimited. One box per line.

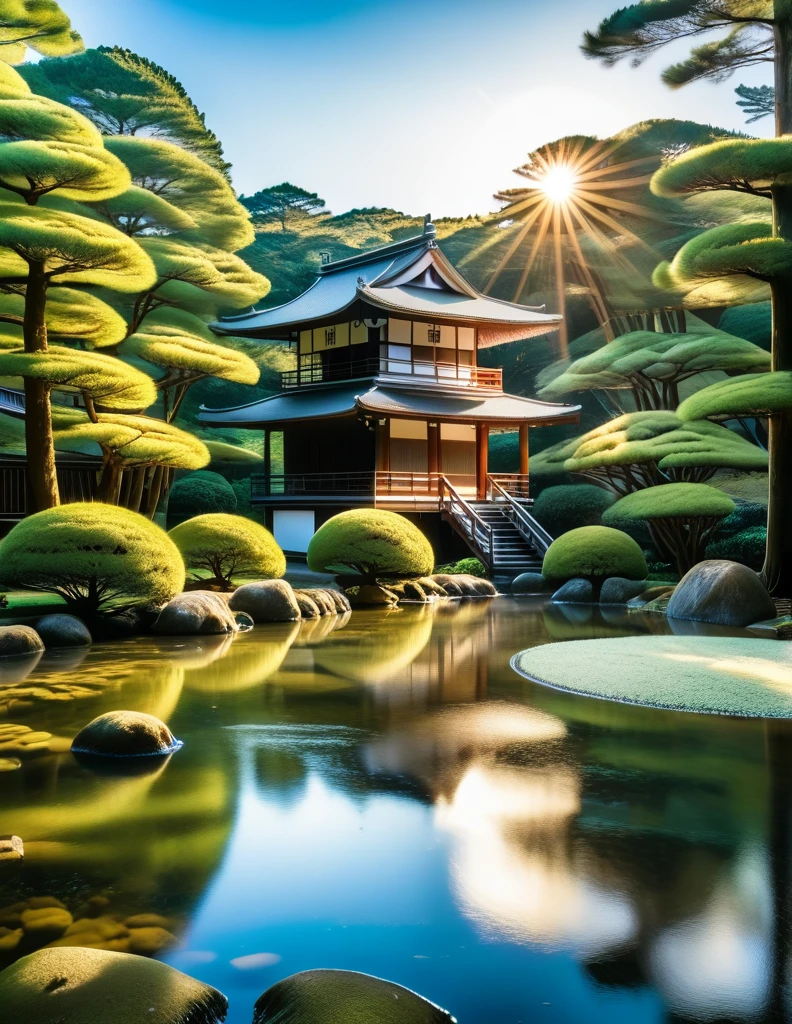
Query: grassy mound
xmin=513 ymin=635 xmax=792 ymax=717
xmin=307 ymin=509 xmax=434 ymax=581
xmin=542 ymin=526 xmax=647 ymax=587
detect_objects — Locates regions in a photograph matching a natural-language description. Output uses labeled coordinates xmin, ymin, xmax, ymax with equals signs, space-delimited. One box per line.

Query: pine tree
xmin=0 ymin=0 xmax=83 ymax=65
xmin=240 ymin=183 xmax=328 ymax=230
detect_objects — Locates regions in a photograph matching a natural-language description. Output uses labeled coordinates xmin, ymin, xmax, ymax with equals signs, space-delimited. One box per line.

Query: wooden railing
xmin=252 ymin=472 xmax=375 ymax=498
xmin=486 ymin=473 xmax=531 ymax=500
xmin=440 ymin=475 xmax=494 ymax=567
xmin=486 ymin=474 xmax=553 ymax=554
xmin=281 ymin=357 xmax=502 ymax=391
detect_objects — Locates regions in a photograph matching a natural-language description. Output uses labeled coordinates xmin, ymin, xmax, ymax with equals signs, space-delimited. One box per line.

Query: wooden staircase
xmin=440 ymin=475 xmax=552 ymax=583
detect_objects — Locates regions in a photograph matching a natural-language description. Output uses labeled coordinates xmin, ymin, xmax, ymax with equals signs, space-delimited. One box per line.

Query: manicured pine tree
xmin=240 ymin=183 xmax=328 ymax=230
xmin=0 ymin=0 xmax=83 ymax=65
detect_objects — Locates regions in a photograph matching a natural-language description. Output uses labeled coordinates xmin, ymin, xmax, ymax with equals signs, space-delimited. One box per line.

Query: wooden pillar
xmin=427 ymin=421 xmax=440 ymax=480
xmin=264 ymin=429 xmax=271 ymax=494
xmin=476 ymin=423 xmax=489 ymax=499
xmin=376 ymin=419 xmax=390 ymax=472
xmin=519 ymin=423 xmax=529 ymax=479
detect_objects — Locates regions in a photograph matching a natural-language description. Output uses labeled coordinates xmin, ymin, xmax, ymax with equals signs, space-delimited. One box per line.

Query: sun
xmin=537 ymin=165 xmax=577 ymax=204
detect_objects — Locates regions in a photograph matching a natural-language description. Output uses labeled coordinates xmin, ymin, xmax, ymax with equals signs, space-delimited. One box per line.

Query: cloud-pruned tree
xmin=0 ymin=0 xmax=82 ymax=65
xmin=240 ymin=183 xmax=328 ymax=231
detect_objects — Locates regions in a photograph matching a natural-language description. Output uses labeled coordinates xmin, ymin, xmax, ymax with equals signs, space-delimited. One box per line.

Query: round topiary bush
xmin=168 ymin=513 xmax=286 ymax=589
xmin=533 ymin=484 xmax=616 ymax=537
xmin=542 ymin=525 xmax=647 ymax=596
xmin=307 ymin=509 xmax=434 ymax=583
xmin=167 ymin=470 xmax=237 ymax=527
xmin=706 ymin=525 xmax=767 ymax=571
xmin=0 ymin=503 xmax=185 ymax=622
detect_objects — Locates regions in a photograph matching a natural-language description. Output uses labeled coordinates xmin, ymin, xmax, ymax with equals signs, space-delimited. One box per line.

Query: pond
xmin=1 ymin=597 xmax=790 ymax=1024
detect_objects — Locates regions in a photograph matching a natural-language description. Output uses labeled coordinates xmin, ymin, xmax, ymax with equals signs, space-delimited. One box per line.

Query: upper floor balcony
xmin=280 ymin=355 xmax=502 ymax=392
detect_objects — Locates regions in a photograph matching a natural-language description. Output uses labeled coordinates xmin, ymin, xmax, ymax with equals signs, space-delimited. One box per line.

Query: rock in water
xmin=0 ymin=626 xmax=43 ymax=658
xmin=0 ymin=947 xmax=228 ymax=1024
xmin=35 ymin=614 xmax=92 ymax=649
xmin=292 ymin=591 xmax=321 ymax=618
xmin=551 ymin=579 xmax=595 ymax=604
xmin=153 ymin=591 xmax=238 ymax=636
xmin=253 ymin=969 xmax=455 ymax=1024
xmin=667 ymin=560 xmax=776 ymax=627
xmin=344 ymin=584 xmax=399 ymax=606
xmin=229 ymin=580 xmax=302 ymax=622
xmin=599 ymin=577 xmax=654 ymax=605
xmin=71 ymin=711 xmax=181 ymax=758
xmin=747 ymin=615 xmax=792 ymax=639
xmin=512 ymin=572 xmax=554 ymax=596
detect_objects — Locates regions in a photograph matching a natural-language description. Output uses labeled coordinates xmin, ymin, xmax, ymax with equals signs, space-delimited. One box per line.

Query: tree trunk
xmin=143 ymin=465 xmax=164 ymax=519
xmin=128 ymin=467 xmax=147 ymax=513
xmin=23 ymin=260 xmax=59 ymax=511
xmin=764 ymin=7 xmax=792 ymax=595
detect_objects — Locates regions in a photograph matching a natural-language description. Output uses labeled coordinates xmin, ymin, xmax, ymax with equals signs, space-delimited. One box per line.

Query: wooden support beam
xmin=427 ymin=421 xmax=440 ymax=477
xmin=376 ymin=419 xmax=390 ymax=472
xmin=264 ymin=429 xmax=271 ymax=494
xmin=476 ymin=423 xmax=489 ymax=499
xmin=519 ymin=423 xmax=529 ymax=479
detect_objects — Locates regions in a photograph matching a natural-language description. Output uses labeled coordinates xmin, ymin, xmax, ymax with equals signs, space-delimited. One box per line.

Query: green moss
xmin=513 ymin=635 xmax=792 ymax=717
xmin=169 ymin=513 xmax=285 ymax=588
xmin=433 ymin=557 xmax=487 ymax=577
xmin=0 ymin=503 xmax=184 ymax=619
xmin=603 ymin=483 xmax=735 ymax=522
xmin=542 ymin=526 xmax=647 ymax=584
xmin=677 ymin=372 xmax=792 ymax=421
xmin=533 ymin=484 xmax=615 ymax=536
xmin=307 ymin=510 xmax=434 ymax=581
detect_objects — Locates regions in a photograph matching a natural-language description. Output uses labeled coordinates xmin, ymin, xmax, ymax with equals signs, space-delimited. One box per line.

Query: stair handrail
xmin=439 ymin=476 xmax=493 ymax=566
xmin=486 ymin=474 xmax=553 ymax=554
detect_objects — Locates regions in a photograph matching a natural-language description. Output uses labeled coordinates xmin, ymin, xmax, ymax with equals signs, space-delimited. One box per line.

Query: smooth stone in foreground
xmin=71 ymin=711 xmax=181 ymax=757
xmin=229 ymin=580 xmax=302 ymax=622
xmin=511 ymin=572 xmax=555 ymax=595
xmin=293 ymin=591 xmax=321 ymax=618
xmin=747 ymin=615 xmax=792 ymax=640
xmin=551 ymin=578 xmax=594 ymax=604
xmin=0 ymin=625 xmax=43 ymax=658
xmin=34 ymin=614 xmax=92 ymax=649
xmin=599 ymin=577 xmax=655 ymax=605
xmin=666 ymin=559 xmax=776 ymax=627
xmin=0 ymin=947 xmax=228 ymax=1024
xmin=253 ymin=969 xmax=456 ymax=1024
xmin=513 ymin=635 xmax=792 ymax=717
xmin=153 ymin=591 xmax=238 ymax=636
xmin=0 ymin=835 xmax=23 ymax=862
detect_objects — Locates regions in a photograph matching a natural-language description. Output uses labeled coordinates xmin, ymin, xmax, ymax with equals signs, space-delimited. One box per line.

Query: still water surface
xmin=1 ymin=598 xmax=790 ymax=1023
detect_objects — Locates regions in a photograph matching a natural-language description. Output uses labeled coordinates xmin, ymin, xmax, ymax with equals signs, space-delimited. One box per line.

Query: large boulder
xmin=71 ymin=711 xmax=181 ymax=758
xmin=34 ymin=614 xmax=91 ymax=649
xmin=153 ymin=591 xmax=238 ymax=636
xmin=512 ymin=572 xmax=554 ymax=596
xmin=551 ymin=578 xmax=595 ymax=604
xmin=229 ymin=580 xmax=302 ymax=622
xmin=666 ymin=559 xmax=776 ymax=627
xmin=253 ymin=969 xmax=454 ymax=1024
xmin=0 ymin=626 xmax=43 ymax=658
xmin=0 ymin=946 xmax=228 ymax=1024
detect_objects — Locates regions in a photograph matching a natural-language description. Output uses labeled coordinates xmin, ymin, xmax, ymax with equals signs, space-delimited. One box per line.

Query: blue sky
xmin=62 ymin=0 xmax=773 ymax=217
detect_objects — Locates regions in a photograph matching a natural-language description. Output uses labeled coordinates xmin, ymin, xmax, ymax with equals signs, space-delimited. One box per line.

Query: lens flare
xmin=538 ymin=165 xmax=577 ymax=204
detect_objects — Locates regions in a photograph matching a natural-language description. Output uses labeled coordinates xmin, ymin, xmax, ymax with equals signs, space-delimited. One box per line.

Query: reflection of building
xmin=201 ymin=221 xmax=579 ymax=572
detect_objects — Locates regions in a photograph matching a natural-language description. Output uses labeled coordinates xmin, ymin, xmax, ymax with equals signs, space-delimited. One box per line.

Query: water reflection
xmin=0 ymin=597 xmax=788 ymax=1023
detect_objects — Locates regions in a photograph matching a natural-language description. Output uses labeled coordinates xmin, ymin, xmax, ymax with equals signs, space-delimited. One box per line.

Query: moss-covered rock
xmin=666 ymin=559 xmax=776 ymax=627
xmin=169 ymin=513 xmax=285 ymax=589
xmin=533 ymin=483 xmax=616 ymax=536
xmin=0 ymin=625 xmax=43 ymax=658
xmin=0 ymin=504 xmax=185 ymax=621
xmin=71 ymin=711 xmax=181 ymax=758
xmin=253 ymin=969 xmax=455 ymax=1024
xmin=0 ymin=947 xmax=228 ymax=1024
xmin=229 ymin=579 xmax=301 ymax=622
xmin=34 ymin=614 xmax=91 ymax=649
xmin=153 ymin=591 xmax=238 ymax=636
xmin=542 ymin=526 xmax=647 ymax=594
xmin=307 ymin=509 xmax=434 ymax=582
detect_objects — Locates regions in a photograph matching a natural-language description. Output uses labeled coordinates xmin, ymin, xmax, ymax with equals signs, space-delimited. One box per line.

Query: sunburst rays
xmin=485 ymin=136 xmax=659 ymax=357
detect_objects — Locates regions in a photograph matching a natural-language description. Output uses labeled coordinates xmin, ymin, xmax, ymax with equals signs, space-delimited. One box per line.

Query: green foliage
xmin=603 ymin=482 xmax=735 ymax=522
xmin=21 ymin=46 xmax=231 ymax=178
xmin=0 ymin=92 xmax=100 ymax=144
xmin=52 ymin=408 xmax=210 ymax=468
xmin=0 ymin=287 xmax=127 ymax=347
xmin=677 ymin=371 xmax=792 ymax=421
xmin=204 ymin=440 xmax=264 ymax=465
xmin=168 ymin=470 xmax=237 ymax=523
xmin=534 ymin=484 xmax=616 ymax=536
xmin=542 ymin=525 xmax=648 ymax=583
xmin=706 ymin=524 xmax=767 ymax=570
xmin=0 ymin=502 xmax=185 ymax=616
xmin=138 ymin=235 xmax=267 ymax=308
xmin=169 ymin=512 xmax=285 ymax=587
xmin=307 ymin=509 xmax=435 ymax=581
xmin=652 ymin=138 xmax=789 ymax=199
xmin=718 ymin=301 xmax=771 ymax=349
xmin=433 ymin=557 xmax=487 ymax=577
xmin=530 ymin=410 xmax=768 ymax=492
xmin=0 ymin=0 xmax=83 ymax=65
xmin=0 ymin=138 xmax=130 ymax=204
xmin=240 ymin=182 xmax=328 ymax=230
xmin=735 ymin=83 xmax=774 ymax=123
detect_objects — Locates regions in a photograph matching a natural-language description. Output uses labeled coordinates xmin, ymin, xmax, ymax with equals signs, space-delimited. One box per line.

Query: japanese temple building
xmin=200 ymin=221 xmax=580 ymax=574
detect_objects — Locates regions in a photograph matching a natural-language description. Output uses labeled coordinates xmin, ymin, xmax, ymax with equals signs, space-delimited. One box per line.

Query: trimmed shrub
xmin=169 ymin=513 xmax=285 ymax=589
xmin=542 ymin=526 xmax=647 ymax=597
xmin=718 ymin=302 xmax=771 ymax=350
xmin=533 ymin=484 xmax=616 ymax=537
xmin=168 ymin=470 xmax=236 ymax=527
xmin=433 ymin=557 xmax=487 ymax=578
xmin=0 ymin=503 xmax=184 ymax=621
xmin=307 ymin=509 xmax=434 ymax=582
xmin=706 ymin=525 xmax=767 ymax=571
xmin=716 ymin=502 xmax=767 ymax=538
